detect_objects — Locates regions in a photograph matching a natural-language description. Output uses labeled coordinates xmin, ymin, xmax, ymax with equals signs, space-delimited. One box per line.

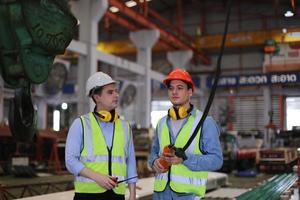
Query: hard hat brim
xmin=163 ymin=78 xmax=195 ymax=92
xmin=86 ymin=80 xmax=117 ymax=96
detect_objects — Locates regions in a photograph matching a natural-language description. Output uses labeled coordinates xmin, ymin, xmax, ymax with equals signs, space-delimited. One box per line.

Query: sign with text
xmin=206 ymin=71 xmax=300 ymax=88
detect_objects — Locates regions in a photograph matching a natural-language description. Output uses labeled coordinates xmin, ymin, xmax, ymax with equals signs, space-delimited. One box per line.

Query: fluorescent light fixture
xmin=126 ymin=0 xmax=137 ymax=7
xmin=53 ymin=110 xmax=60 ymax=131
xmin=139 ymin=0 xmax=151 ymax=3
xmin=284 ymin=10 xmax=294 ymax=17
xmin=109 ymin=6 xmax=119 ymax=13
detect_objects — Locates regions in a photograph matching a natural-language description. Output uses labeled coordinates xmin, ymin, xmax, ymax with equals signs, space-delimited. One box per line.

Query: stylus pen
xmin=117 ymin=176 xmax=138 ymax=183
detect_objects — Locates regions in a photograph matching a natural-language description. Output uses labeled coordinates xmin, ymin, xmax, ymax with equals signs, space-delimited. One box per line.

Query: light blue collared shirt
xmin=65 ymin=115 xmax=138 ymax=184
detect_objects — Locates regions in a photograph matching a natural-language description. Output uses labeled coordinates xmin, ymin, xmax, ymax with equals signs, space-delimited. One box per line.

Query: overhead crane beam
xmin=132 ymin=0 xmax=194 ymax=43
xmin=97 ymin=28 xmax=300 ymax=54
xmin=104 ymin=11 xmax=137 ymax=31
xmin=108 ymin=0 xmax=211 ymax=64
xmin=195 ymin=27 xmax=300 ymax=49
xmin=67 ymin=40 xmax=166 ymax=82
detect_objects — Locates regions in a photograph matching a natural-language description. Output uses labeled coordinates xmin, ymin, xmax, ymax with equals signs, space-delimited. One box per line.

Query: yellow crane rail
xmin=97 ymin=28 xmax=300 ymax=54
xmin=195 ymin=27 xmax=300 ymax=49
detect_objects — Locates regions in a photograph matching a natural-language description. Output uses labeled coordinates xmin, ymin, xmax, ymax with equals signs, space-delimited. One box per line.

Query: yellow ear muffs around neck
xmin=95 ymin=110 xmax=118 ymax=122
xmin=168 ymin=104 xmax=193 ymax=120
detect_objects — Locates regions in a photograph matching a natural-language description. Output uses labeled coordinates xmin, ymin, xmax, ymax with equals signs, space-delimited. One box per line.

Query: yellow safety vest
xmin=74 ymin=112 xmax=130 ymax=195
xmin=154 ymin=110 xmax=208 ymax=197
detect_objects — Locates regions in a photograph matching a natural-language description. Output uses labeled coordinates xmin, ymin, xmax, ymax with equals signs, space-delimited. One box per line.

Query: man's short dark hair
xmin=89 ymin=86 xmax=103 ymax=103
xmin=89 ymin=86 xmax=103 ymax=97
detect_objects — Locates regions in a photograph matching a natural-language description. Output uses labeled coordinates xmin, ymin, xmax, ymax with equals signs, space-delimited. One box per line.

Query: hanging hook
xmin=9 ymin=84 xmax=37 ymax=142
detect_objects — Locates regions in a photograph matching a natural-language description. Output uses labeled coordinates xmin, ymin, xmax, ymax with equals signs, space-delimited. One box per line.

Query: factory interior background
xmin=0 ymin=0 xmax=300 ymax=199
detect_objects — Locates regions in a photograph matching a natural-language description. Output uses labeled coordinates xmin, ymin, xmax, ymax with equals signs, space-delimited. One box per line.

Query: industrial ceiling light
xmin=126 ymin=0 xmax=137 ymax=7
xmin=284 ymin=10 xmax=294 ymax=17
xmin=109 ymin=6 xmax=119 ymax=13
xmin=282 ymin=28 xmax=287 ymax=33
xmin=61 ymin=102 xmax=68 ymax=110
xmin=139 ymin=0 xmax=151 ymax=3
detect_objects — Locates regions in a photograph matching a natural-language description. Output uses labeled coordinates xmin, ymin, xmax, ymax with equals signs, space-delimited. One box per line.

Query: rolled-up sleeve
xmin=183 ymin=116 xmax=223 ymax=171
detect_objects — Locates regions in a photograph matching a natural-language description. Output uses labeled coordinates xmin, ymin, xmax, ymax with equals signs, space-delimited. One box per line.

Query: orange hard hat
xmin=163 ymin=68 xmax=195 ymax=91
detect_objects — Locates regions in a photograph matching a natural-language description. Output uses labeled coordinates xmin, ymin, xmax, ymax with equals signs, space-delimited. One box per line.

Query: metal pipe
xmin=297 ymin=148 xmax=300 ymax=189
xmin=105 ymin=11 xmax=137 ymax=30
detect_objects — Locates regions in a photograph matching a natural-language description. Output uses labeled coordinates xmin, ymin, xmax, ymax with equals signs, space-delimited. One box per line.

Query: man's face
xmin=94 ymin=83 xmax=119 ymax=111
xmin=167 ymin=80 xmax=192 ymax=107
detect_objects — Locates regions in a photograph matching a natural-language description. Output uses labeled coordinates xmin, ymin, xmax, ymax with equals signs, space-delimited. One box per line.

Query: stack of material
xmin=259 ymin=148 xmax=298 ymax=173
xmin=236 ymin=173 xmax=298 ymax=200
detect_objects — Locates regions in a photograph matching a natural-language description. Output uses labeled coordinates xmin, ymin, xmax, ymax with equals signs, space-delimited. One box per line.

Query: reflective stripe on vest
xmin=154 ymin=110 xmax=208 ymax=197
xmin=79 ymin=155 xmax=126 ymax=163
xmin=74 ymin=112 xmax=130 ymax=194
xmin=155 ymin=173 xmax=207 ymax=186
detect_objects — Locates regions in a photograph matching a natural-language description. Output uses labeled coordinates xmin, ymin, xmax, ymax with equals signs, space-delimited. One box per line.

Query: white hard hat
xmin=86 ymin=72 xmax=116 ymax=96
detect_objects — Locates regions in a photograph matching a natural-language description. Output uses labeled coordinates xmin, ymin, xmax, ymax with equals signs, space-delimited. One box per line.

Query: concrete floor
xmin=226 ymin=173 xmax=273 ymax=189
xmin=0 ymin=172 xmax=295 ymax=199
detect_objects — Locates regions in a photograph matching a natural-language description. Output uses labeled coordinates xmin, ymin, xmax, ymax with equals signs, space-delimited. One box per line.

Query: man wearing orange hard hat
xmin=148 ymin=68 xmax=223 ymax=200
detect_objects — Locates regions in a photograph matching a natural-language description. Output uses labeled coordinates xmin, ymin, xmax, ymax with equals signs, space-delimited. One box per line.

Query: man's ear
xmin=92 ymin=93 xmax=100 ymax=101
xmin=188 ymin=89 xmax=193 ymax=97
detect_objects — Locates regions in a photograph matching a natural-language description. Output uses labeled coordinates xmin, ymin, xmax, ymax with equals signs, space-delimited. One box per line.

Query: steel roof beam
xmin=108 ymin=0 xmax=211 ymax=64
xmin=104 ymin=11 xmax=174 ymax=51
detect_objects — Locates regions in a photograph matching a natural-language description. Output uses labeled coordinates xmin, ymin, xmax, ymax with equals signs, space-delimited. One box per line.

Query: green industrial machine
xmin=0 ymin=0 xmax=77 ymax=141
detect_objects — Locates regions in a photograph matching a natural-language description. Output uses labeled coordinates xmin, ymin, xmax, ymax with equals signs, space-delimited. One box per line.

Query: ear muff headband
xmin=168 ymin=104 xmax=193 ymax=120
xmin=168 ymin=107 xmax=180 ymax=120
xmin=95 ymin=110 xmax=119 ymax=122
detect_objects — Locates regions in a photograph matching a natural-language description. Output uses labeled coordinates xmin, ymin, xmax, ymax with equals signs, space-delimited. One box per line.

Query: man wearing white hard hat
xmin=65 ymin=71 xmax=137 ymax=200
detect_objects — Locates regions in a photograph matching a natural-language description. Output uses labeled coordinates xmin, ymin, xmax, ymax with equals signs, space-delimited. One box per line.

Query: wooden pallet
xmin=259 ymin=162 xmax=295 ymax=173
xmin=258 ymin=148 xmax=298 ymax=164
